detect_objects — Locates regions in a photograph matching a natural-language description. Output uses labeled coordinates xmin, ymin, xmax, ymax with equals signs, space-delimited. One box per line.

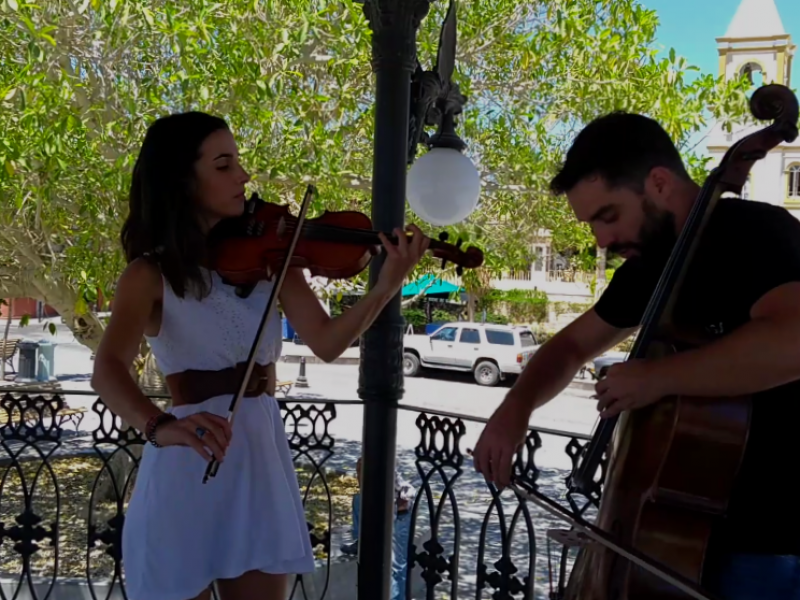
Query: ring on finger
xmin=196 ymin=426 xmax=206 ymax=439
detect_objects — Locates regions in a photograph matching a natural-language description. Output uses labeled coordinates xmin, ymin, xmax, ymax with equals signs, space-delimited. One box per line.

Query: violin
xmin=207 ymin=187 xmax=484 ymax=287
xmin=509 ymin=83 xmax=799 ymax=600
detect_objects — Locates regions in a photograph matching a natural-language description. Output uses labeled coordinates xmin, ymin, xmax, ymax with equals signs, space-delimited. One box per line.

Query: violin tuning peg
xmin=455 ymin=237 xmax=463 ymax=249
xmin=438 ymin=231 xmax=449 ymax=243
xmin=456 ymin=265 xmax=463 ymax=277
xmin=440 ymin=257 xmax=448 ymax=270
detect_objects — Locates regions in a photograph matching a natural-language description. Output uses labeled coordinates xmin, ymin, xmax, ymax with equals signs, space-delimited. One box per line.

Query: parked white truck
xmin=402 ymin=322 xmax=540 ymax=386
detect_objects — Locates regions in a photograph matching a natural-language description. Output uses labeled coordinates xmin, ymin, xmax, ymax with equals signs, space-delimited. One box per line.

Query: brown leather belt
xmin=166 ymin=362 xmax=277 ymax=407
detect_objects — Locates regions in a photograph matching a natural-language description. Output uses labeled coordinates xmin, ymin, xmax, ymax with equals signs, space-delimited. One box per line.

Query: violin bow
xmin=203 ymin=184 xmax=317 ymax=484
xmin=508 ymin=477 xmax=720 ymax=600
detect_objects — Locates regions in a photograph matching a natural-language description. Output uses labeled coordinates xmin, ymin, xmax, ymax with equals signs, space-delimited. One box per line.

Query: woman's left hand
xmin=375 ymin=224 xmax=429 ymax=293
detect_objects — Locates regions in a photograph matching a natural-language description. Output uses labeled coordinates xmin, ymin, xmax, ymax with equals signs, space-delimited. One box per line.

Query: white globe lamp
xmin=406 ymin=111 xmax=481 ymax=226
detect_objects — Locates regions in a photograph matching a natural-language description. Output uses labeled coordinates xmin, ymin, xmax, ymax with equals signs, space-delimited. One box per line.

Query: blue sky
xmin=641 ymin=0 xmax=799 ymax=84
xmin=638 ymin=0 xmax=799 ymax=157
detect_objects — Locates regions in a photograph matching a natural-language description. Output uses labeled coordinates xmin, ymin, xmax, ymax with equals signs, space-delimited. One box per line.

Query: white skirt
xmin=122 ymin=394 xmax=315 ymax=600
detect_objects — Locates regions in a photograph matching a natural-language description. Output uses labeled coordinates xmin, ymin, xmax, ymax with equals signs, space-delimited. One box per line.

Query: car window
xmin=519 ymin=330 xmax=536 ymax=347
xmin=459 ymin=328 xmax=481 ymax=344
xmin=485 ymin=329 xmax=515 ymax=346
xmin=431 ymin=327 xmax=457 ymax=342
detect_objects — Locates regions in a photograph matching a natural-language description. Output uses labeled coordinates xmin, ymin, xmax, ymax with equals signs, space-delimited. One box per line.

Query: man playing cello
xmin=473 ymin=111 xmax=800 ymax=599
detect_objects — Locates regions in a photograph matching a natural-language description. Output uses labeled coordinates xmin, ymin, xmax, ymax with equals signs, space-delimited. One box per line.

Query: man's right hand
xmin=472 ymin=397 xmax=531 ymax=489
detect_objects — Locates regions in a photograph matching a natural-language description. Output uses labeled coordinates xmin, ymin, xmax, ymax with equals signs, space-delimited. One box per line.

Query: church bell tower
xmin=716 ymin=0 xmax=794 ymax=88
xmin=708 ymin=0 xmax=799 ymax=213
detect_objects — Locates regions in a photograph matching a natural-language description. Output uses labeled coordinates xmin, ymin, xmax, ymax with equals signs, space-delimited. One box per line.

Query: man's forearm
xmin=506 ymin=336 xmax=585 ymax=412
xmin=653 ymin=316 xmax=800 ymax=397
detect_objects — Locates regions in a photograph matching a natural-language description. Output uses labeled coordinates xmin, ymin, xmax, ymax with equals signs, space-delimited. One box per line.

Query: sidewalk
xmin=280 ymin=341 xmax=360 ymax=365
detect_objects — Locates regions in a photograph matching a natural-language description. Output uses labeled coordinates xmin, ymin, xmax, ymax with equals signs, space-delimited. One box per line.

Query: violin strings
xmin=280 ymin=221 xmax=383 ymax=244
xmin=279 ymin=220 xmax=448 ymax=251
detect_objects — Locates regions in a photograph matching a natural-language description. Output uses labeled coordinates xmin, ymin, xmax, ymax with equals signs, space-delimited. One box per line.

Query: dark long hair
xmin=121 ymin=112 xmax=229 ymax=299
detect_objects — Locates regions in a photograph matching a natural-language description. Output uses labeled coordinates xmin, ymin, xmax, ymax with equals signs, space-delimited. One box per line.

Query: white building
xmin=707 ymin=0 xmax=799 ymax=211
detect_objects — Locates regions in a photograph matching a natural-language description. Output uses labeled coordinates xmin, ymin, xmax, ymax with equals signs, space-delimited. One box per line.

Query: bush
xmin=401 ymin=307 xmax=427 ymax=330
xmin=500 ymin=288 xmax=548 ymax=323
xmin=528 ymin=326 xmax=554 ymax=345
xmin=484 ymin=312 xmax=509 ymax=324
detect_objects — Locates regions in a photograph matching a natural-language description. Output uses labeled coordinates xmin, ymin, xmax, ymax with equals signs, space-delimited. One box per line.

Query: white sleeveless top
xmin=145 ymin=269 xmax=283 ymax=376
xmin=123 ymin=268 xmax=315 ymax=600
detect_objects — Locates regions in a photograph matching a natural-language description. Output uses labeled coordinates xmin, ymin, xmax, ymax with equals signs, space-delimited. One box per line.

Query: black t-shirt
xmin=594 ymin=198 xmax=800 ymax=555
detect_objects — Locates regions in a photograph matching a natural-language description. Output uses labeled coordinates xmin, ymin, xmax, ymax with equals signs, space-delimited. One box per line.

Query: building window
xmin=740 ymin=62 xmax=765 ymax=87
xmin=532 ymin=245 xmax=546 ymax=272
xmin=788 ymin=164 xmax=800 ymax=199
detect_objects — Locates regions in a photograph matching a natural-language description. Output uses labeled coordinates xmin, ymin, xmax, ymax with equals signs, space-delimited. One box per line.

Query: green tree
xmin=0 ymin=0 xmax=752 ymax=352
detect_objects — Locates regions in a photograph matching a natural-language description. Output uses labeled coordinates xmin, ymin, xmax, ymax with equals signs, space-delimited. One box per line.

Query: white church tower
xmin=706 ymin=0 xmax=799 ymax=214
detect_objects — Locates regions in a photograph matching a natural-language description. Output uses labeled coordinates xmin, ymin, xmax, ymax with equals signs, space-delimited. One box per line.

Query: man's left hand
xmin=595 ymin=359 xmax=668 ymax=418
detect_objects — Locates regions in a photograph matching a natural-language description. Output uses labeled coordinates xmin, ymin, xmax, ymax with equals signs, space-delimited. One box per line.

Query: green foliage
xmin=483 ymin=312 xmax=510 ymax=325
xmin=0 ymin=0 xmax=752 ymax=349
xmin=552 ymin=301 xmax=593 ymax=315
xmin=614 ymin=335 xmax=636 ymax=353
xmin=498 ymin=288 xmax=549 ymax=323
xmin=431 ymin=308 xmax=456 ymax=323
xmin=401 ymin=306 xmax=427 ymax=329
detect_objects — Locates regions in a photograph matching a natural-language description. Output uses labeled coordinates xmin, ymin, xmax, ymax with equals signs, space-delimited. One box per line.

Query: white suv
xmin=403 ymin=322 xmax=539 ymax=386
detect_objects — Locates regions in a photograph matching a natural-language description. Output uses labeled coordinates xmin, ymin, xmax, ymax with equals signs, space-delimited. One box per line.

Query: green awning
xmin=401 ymin=274 xmax=463 ymax=296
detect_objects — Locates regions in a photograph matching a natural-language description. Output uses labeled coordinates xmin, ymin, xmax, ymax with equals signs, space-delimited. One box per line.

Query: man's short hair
xmin=549 ymin=112 xmax=690 ymax=195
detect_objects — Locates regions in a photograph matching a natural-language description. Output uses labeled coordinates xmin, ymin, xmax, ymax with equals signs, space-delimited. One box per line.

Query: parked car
xmin=402 ymin=322 xmax=540 ymax=386
xmin=590 ymin=351 xmax=628 ymax=379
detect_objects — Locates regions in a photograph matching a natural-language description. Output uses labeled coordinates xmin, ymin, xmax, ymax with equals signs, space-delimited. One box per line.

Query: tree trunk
xmin=594 ymin=245 xmax=608 ymax=301
xmin=467 ymin=293 xmax=476 ymax=322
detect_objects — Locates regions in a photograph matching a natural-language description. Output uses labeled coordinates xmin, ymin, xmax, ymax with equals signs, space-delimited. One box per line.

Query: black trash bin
xmin=15 ymin=341 xmax=38 ymax=383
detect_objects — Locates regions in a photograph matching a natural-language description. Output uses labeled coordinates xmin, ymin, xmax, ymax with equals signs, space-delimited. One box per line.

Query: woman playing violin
xmin=91 ymin=111 xmax=428 ymax=600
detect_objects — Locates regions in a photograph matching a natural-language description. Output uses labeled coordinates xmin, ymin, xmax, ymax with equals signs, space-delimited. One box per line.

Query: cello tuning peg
xmin=438 ymin=231 xmax=449 ymax=242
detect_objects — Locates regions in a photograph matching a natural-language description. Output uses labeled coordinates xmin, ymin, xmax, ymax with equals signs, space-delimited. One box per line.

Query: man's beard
xmin=608 ymin=198 xmax=677 ymax=264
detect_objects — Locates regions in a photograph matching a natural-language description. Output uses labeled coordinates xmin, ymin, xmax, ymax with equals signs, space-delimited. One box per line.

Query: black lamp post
xmin=354 ymin=0 xmax=464 ymax=598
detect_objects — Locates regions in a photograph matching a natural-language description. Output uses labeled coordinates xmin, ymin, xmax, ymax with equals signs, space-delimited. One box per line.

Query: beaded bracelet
xmin=145 ymin=413 xmax=177 ymax=447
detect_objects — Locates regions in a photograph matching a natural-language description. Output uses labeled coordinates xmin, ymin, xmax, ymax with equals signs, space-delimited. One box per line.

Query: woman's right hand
xmin=155 ymin=412 xmax=232 ymax=462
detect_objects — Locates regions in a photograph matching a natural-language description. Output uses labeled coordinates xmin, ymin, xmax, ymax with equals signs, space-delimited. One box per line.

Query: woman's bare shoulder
xmin=116 ymin=257 xmax=163 ymax=302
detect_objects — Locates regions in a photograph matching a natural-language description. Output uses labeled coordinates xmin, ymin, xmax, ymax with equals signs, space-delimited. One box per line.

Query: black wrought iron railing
xmin=0 ymin=389 xmax=603 ymax=600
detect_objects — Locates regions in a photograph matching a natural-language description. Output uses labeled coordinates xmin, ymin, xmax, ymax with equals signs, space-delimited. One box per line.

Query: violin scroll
xmin=716 ymin=83 xmax=798 ymax=194
xmin=749 ymin=83 xmax=799 ymax=136
xmin=428 ymin=230 xmax=483 ymax=275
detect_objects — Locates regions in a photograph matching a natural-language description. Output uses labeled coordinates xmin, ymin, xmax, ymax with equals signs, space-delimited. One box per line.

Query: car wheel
xmin=474 ymin=360 xmax=500 ymax=386
xmin=403 ymin=352 xmax=420 ymax=377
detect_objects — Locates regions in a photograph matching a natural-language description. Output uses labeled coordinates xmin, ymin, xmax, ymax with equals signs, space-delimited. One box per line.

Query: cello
xmin=510 ymin=82 xmax=799 ymax=600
